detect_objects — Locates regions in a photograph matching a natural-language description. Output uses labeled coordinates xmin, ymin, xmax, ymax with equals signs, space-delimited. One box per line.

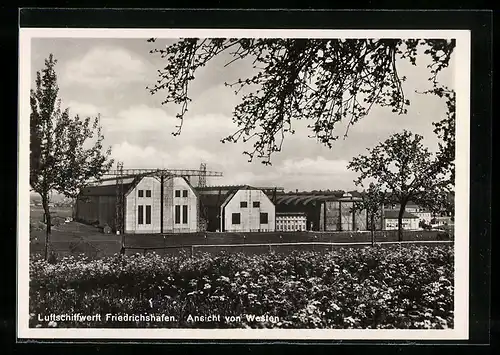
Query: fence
xmin=122 ymin=240 xmax=454 ymax=257
xmin=124 ymin=229 xmax=451 ymax=248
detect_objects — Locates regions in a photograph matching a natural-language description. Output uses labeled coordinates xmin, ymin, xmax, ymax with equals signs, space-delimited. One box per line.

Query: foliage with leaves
xmin=347 ymin=130 xmax=454 ymax=241
xmin=30 ymin=54 xmax=114 ymax=258
xmin=146 ymin=38 xmax=455 ymax=165
xmin=29 ymin=244 xmax=454 ymax=329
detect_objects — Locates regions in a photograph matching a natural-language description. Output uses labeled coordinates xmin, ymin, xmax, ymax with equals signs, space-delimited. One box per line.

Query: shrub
xmin=29 ymin=245 xmax=454 ymax=329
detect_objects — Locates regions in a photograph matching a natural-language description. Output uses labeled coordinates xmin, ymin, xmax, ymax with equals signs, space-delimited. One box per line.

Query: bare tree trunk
xmin=397 ymin=201 xmax=408 ymax=242
xmin=42 ymin=193 xmax=51 ymax=260
xmin=371 ymin=215 xmax=375 ymax=246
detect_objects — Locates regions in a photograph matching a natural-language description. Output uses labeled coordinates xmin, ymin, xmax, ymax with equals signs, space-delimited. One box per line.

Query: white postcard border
xmin=17 ymin=28 xmax=471 ymax=341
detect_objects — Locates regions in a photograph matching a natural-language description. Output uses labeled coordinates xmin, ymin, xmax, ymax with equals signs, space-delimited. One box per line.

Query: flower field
xmin=29 ymin=244 xmax=454 ymax=329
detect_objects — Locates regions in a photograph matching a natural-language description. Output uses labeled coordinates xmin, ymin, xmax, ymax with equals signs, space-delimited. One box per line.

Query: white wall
xmin=164 ymin=177 xmax=198 ymax=233
xmin=384 ymin=218 xmax=419 ymax=230
xmin=413 ymin=211 xmax=432 ymax=224
xmin=276 ymin=214 xmax=307 ymax=231
xmin=223 ymin=189 xmax=275 ymax=232
xmin=125 ymin=176 xmax=198 ymax=234
xmin=125 ymin=176 xmax=161 ymax=234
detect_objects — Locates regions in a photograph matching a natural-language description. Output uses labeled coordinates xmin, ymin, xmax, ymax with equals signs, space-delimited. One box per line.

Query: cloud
xmin=110 ymin=141 xmax=218 ymax=170
xmin=104 ymin=105 xmax=175 ymax=132
xmin=102 ymin=104 xmax=236 ymax=141
xmin=63 ymin=46 xmax=148 ymax=88
xmin=109 ymin=141 xmax=359 ymax=191
xmin=278 ymin=157 xmax=350 ymax=176
xmin=65 ymin=101 xmax=106 ymax=118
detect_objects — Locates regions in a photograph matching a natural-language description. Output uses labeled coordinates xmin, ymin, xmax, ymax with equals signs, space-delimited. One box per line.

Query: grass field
xmin=29 ymin=206 xmax=452 ymax=260
xmin=29 ymin=244 xmax=454 ymax=329
xmin=30 ymin=205 xmax=73 ymax=223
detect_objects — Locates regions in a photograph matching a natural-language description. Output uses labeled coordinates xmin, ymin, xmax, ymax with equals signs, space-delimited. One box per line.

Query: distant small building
xmin=431 ymin=216 xmax=453 ymax=227
xmin=384 ymin=202 xmax=433 ymax=226
xmin=383 ymin=210 xmax=420 ymax=230
xmin=276 ymin=212 xmax=307 ymax=231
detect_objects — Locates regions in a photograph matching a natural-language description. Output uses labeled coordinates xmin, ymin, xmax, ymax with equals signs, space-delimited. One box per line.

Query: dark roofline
xmin=197 ymin=185 xmax=284 ymax=191
xmin=276 ymin=212 xmax=307 ymax=216
xmin=384 ymin=210 xmax=419 ymax=219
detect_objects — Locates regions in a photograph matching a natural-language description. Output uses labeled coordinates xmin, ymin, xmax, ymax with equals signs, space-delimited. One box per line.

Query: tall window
xmin=182 ymin=190 xmax=188 ymax=197
xmin=260 ymin=212 xmax=268 ymax=224
xmin=232 ymin=213 xmax=241 ymax=224
xmin=146 ymin=205 xmax=151 ymax=224
xmin=175 ymin=205 xmax=181 ymax=224
xmin=138 ymin=190 xmax=144 ymax=197
xmin=253 ymin=201 xmax=260 ymax=208
xmin=175 ymin=190 xmax=181 ymax=197
xmin=182 ymin=205 xmax=188 ymax=224
xmin=138 ymin=205 xmax=144 ymax=224
xmin=146 ymin=190 xmax=152 ymax=197
xmin=240 ymin=201 xmax=248 ymax=208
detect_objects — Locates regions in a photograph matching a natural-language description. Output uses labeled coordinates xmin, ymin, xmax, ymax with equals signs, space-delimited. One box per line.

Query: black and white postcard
xmin=18 ymin=27 xmax=471 ymax=340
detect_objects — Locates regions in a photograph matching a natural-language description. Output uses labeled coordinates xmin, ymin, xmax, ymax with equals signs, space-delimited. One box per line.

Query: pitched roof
xmin=269 ymin=191 xmax=363 ymax=206
xmin=221 ymin=191 xmax=238 ymax=210
xmin=197 ymin=188 xmax=238 ymax=209
xmin=181 ymin=176 xmax=200 ymax=198
xmin=276 ymin=212 xmax=307 ymax=216
xmin=79 ymin=176 xmax=198 ymax=198
xmin=197 ymin=185 xmax=283 ymax=192
xmin=384 ymin=210 xmax=419 ymax=219
xmin=79 ymin=177 xmax=137 ymax=197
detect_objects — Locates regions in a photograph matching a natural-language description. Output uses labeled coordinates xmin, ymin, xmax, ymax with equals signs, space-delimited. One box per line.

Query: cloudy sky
xmin=30 ymin=37 xmax=454 ymax=192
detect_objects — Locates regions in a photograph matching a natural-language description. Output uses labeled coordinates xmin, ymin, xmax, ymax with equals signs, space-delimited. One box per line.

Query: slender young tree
xmin=30 ymin=54 xmax=114 ymax=260
xmin=146 ymin=38 xmax=455 ymax=165
xmin=347 ymin=130 xmax=453 ymax=242
xmin=352 ymin=183 xmax=387 ymax=245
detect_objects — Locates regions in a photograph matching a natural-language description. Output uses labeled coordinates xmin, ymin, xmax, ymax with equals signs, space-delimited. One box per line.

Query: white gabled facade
xmin=163 ymin=176 xmax=199 ymax=233
xmin=124 ymin=176 xmax=198 ymax=234
xmin=125 ymin=176 xmax=161 ymax=233
xmin=221 ymin=187 xmax=275 ymax=232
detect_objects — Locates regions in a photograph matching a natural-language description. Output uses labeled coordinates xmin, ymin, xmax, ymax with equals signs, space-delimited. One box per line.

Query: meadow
xmin=29 ymin=244 xmax=454 ymax=329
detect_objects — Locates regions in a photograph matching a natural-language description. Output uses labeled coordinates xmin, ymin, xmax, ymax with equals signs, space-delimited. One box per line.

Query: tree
xmin=30 ymin=54 xmax=114 ymax=260
xmin=352 ymin=183 xmax=387 ymax=245
xmin=347 ymin=130 xmax=453 ymax=242
xmin=146 ymin=38 xmax=455 ymax=165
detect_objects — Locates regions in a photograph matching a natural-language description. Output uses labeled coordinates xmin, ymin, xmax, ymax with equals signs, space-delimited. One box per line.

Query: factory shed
xmin=196 ymin=185 xmax=281 ymax=232
xmin=220 ymin=186 xmax=276 ymax=232
xmin=75 ymin=175 xmax=199 ymax=234
xmin=75 ymin=177 xmax=137 ymax=230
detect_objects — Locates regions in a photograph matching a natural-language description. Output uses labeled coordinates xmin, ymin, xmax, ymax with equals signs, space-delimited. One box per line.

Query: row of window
xmin=138 ymin=190 xmax=190 ymax=198
xmin=276 ymin=219 xmax=306 ymax=224
xmin=231 ymin=212 xmax=268 ymax=225
xmin=138 ymin=190 xmax=152 ymax=198
xmin=137 ymin=205 xmax=189 ymax=225
xmin=277 ymin=225 xmax=306 ymax=231
xmin=175 ymin=205 xmax=189 ymax=224
xmin=175 ymin=190 xmax=189 ymax=198
xmin=240 ymin=201 xmax=260 ymax=208
xmin=137 ymin=205 xmax=152 ymax=225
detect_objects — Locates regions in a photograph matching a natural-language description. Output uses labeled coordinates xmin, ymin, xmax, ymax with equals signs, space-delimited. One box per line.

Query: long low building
xmin=269 ymin=191 xmax=375 ymax=232
xmin=383 ymin=210 xmax=420 ymax=230
xmin=276 ymin=212 xmax=307 ymax=231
